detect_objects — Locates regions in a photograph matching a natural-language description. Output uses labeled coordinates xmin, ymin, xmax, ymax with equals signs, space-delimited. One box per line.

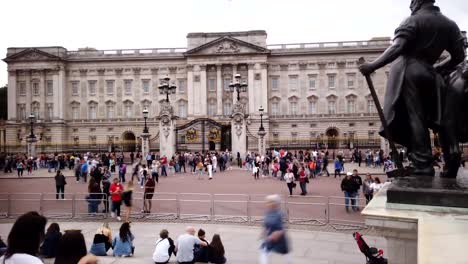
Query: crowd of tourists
xmin=0 ymin=211 xmax=228 ymax=264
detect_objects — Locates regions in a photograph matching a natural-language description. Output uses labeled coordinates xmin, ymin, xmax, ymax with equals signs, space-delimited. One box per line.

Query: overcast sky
xmin=1 ymin=0 xmax=467 ymax=86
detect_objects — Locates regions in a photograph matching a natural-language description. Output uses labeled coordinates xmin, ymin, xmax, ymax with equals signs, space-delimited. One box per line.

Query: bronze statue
xmin=359 ymin=0 xmax=467 ymax=178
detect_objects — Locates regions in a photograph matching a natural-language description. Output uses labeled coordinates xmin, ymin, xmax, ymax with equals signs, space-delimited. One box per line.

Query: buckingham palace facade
xmin=1 ymin=30 xmax=391 ymax=154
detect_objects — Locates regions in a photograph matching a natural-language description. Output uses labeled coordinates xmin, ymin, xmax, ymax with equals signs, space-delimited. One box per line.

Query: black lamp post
xmin=258 ymin=106 xmax=265 ymax=133
xmin=158 ymin=75 xmax=177 ymax=103
xmin=28 ymin=113 xmax=36 ymax=139
xmin=229 ymin=73 xmax=248 ymax=102
xmin=142 ymin=108 xmax=149 ymax=133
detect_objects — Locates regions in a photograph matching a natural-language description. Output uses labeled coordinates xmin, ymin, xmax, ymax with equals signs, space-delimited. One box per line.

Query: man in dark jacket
xmin=341 ymin=172 xmax=360 ymax=212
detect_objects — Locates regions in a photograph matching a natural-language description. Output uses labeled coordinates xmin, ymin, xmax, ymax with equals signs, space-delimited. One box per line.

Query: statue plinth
xmin=387 ymin=170 xmax=468 ymax=208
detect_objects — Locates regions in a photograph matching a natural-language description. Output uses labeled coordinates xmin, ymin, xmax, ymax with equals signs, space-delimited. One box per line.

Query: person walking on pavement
xmin=109 ymin=178 xmax=123 ymax=221
xmin=341 ymin=172 xmax=359 ymax=213
xmin=284 ymin=169 xmax=295 ymax=196
xmin=54 ymin=170 xmax=67 ymax=200
xmin=351 ymin=169 xmax=363 ymax=211
xmin=363 ymin=173 xmax=374 ymax=204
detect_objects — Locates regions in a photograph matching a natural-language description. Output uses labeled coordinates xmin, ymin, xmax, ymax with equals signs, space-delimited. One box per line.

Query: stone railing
xmin=67 ymin=48 xmax=187 ymax=58
xmin=267 ymin=39 xmax=391 ymax=51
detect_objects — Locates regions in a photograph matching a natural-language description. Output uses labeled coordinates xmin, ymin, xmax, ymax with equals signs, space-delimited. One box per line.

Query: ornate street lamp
xmin=142 ymin=108 xmax=149 ymax=134
xmin=158 ymin=75 xmax=177 ymax=103
xmin=28 ymin=113 xmax=36 ymax=139
xmin=258 ymin=106 xmax=265 ymax=133
xmin=229 ymin=73 xmax=248 ymax=102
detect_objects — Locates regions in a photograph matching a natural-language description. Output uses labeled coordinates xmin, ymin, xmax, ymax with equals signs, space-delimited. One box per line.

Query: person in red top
xmin=160 ymin=155 xmax=168 ymax=177
xmin=109 ymin=178 xmax=123 ymax=221
xmin=298 ymin=166 xmax=308 ymax=196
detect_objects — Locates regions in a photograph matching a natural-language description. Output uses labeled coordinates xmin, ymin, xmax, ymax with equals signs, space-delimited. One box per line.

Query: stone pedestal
xmin=26 ymin=136 xmax=37 ymax=158
xmin=158 ymin=102 xmax=176 ymax=159
xmin=231 ymin=102 xmax=247 ymax=157
xmin=140 ymin=133 xmax=150 ymax=164
xmin=362 ymin=182 xmax=468 ymax=264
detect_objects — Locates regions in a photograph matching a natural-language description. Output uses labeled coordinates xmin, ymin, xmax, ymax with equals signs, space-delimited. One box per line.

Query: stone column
xmin=159 ymin=102 xmax=176 ymax=159
xmin=232 ymin=64 xmax=237 ymax=105
xmin=187 ymin=65 xmax=194 ymax=116
xmin=248 ymin=63 xmax=255 ymax=115
xmin=25 ymin=70 xmax=31 ymax=116
xmin=57 ymin=67 xmax=66 ymax=120
xmin=260 ymin=63 xmax=269 ymax=114
xmin=41 ymin=70 xmax=47 ymax=120
xmin=7 ymin=70 xmax=17 ymax=120
xmin=216 ymin=64 xmax=223 ymax=115
xmin=231 ymin=101 xmax=247 ymax=157
xmin=200 ymin=65 xmax=207 ymax=116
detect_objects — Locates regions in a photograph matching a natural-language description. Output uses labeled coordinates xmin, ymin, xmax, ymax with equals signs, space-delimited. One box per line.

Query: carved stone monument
xmin=158 ymin=102 xmax=176 ymax=159
xmin=358 ymin=0 xmax=468 ymax=207
xmin=231 ymin=101 xmax=247 ymax=158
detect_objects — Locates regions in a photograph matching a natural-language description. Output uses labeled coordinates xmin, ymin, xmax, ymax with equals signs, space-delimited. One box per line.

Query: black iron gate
xmin=175 ymin=118 xmax=231 ymax=153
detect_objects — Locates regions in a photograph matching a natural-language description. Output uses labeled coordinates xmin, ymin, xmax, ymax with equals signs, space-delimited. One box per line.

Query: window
xmin=72 ymin=106 xmax=80 ymax=120
xmin=290 ymin=102 xmax=298 ymax=115
xmin=208 ymin=101 xmax=217 ymax=116
xmin=328 ymin=74 xmax=336 ymax=89
xmin=73 ymin=137 xmax=79 ymax=147
xmin=347 ymin=73 xmax=356 ymax=88
xmin=124 ymin=80 xmax=132 ymax=95
xmin=347 ymin=99 xmax=356 ymax=113
xmin=107 ymin=105 xmax=115 ymax=119
xmin=308 ymin=75 xmax=317 ymax=90
xmin=223 ymin=102 xmax=232 ymax=116
xmin=32 ymin=82 xmax=39 ymax=96
xmin=88 ymin=81 xmax=96 ymax=96
xmin=289 ymin=76 xmax=298 ymax=91
xmin=71 ymin=81 xmax=79 ymax=95
xmin=291 ymin=132 xmax=298 ymax=143
xmin=31 ymin=103 xmax=40 ymax=119
xmin=208 ymin=78 xmax=216 ymax=91
xmin=89 ymin=104 xmax=97 ymax=119
xmin=368 ymin=131 xmax=376 ymax=144
xmin=273 ymin=133 xmax=279 ymax=142
xmin=17 ymin=104 xmax=26 ymax=119
xmin=223 ymin=79 xmax=231 ymax=91
xmin=106 ymin=80 xmax=114 ymax=95
xmin=308 ymin=101 xmax=317 ymax=114
xmin=328 ymin=101 xmax=336 ymax=114
xmin=90 ymin=136 xmax=97 ymax=147
xmin=368 ymin=99 xmax=376 ymax=113
xmin=178 ymin=101 xmax=187 ymax=118
xmin=271 ymin=102 xmax=279 ymax=116
xmin=46 ymin=104 xmax=53 ymax=120
xmin=178 ymin=79 xmax=186 ymax=94
xmin=19 ymin=82 xmax=26 ymax=96
xmin=271 ymin=77 xmax=279 ymax=91
xmin=142 ymin=79 xmax=150 ymax=94
xmin=125 ymin=104 xmax=133 ymax=118
xmin=46 ymin=81 xmax=53 ymax=96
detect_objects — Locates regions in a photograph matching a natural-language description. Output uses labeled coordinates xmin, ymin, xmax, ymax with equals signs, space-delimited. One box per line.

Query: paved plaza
xmin=0 ymin=221 xmax=386 ymax=264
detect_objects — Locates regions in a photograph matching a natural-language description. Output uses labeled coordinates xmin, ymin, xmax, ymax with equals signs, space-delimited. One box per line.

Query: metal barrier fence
xmin=0 ymin=192 xmax=368 ymax=230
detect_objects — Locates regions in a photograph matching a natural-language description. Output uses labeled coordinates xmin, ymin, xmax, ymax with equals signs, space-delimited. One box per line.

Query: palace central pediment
xmin=185 ymin=36 xmax=270 ymax=56
xmin=3 ymin=48 xmax=64 ymax=63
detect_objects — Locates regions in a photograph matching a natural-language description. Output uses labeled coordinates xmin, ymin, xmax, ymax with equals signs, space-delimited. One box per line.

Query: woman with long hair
xmin=54 ymin=230 xmax=87 ymax=264
xmin=40 ymin=223 xmax=62 ymax=258
xmin=208 ymin=234 xmax=227 ymax=264
xmin=112 ymin=222 xmax=135 ymax=257
xmin=87 ymin=177 xmax=101 ymax=214
xmin=0 ymin=211 xmax=47 ymax=263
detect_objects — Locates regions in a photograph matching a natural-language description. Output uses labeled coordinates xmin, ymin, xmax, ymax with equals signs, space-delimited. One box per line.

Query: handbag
xmin=306 ymin=178 xmax=310 ymax=183
xmin=292 ymin=182 xmax=297 ymax=188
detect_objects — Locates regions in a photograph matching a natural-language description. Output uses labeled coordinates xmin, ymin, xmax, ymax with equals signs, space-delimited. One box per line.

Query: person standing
xmin=80 ymin=161 xmax=88 ymax=183
xmin=101 ymin=175 xmax=111 ymax=214
xmin=196 ymin=160 xmax=204 ymax=180
xmin=259 ymin=195 xmax=290 ymax=264
xmin=130 ymin=152 xmax=135 ymax=164
xmin=143 ymin=177 xmax=155 ymax=214
xmin=351 ymin=169 xmax=363 ymax=211
xmin=119 ymin=163 xmax=127 ymax=183
xmin=16 ymin=160 xmax=24 ymax=178
xmin=160 ymin=155 xmax=168 ymax=177
xmin=341 ymin=172 xmax=359 ymax=213
xmin=151 ymin=161 xmax=159 ymax=183
xmin=207 ymin=160 xmax=213 ymax=180
xmin=109 ymin=178 xmax=123 ymax=221
xmin=284 ymin=169 xmax=295 ymax=196
xmin=370 ymin=177 xmax=384 ymax=195
xmin=298 ymin=167 xmax=308 ymax=196
xmin=54 ymin=170 xmax=66 ymax=200
xmin=334 ymin=158 xmax=343 ymax=178
xmin=363 ymin=174 xmax=374 ymax=204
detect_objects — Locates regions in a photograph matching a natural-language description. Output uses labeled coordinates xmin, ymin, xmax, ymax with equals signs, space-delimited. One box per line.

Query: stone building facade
xmin=3 ymin=30 xmax=390 ymax=154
